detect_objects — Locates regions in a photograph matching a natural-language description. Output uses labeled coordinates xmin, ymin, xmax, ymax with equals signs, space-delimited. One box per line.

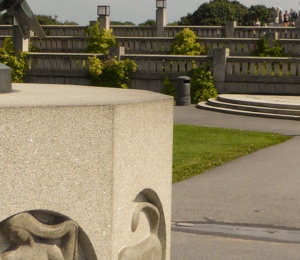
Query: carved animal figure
xmin=118 ymin=202 xmax=163 ymax=260
xmin=0 ymin=212 xmax=78 ymax=260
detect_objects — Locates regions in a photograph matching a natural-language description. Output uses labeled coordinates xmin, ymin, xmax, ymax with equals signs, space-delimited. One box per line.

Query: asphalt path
xmin=171 ymin=105 xmax=300 ymax=260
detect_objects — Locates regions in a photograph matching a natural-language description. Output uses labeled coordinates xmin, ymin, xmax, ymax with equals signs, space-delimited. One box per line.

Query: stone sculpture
xmin=272 ymin=6 xmax=283 ymax=24
xmin=118 ymin=202 xmax=163 ymax=260
xmin=0 ymin=212 xmax=78 ymax=260
xmin=0 ymin=0 xmax=45 ymax=38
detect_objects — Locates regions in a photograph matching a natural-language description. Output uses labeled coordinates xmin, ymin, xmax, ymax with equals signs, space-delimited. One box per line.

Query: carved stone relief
xmin=0 ymin=211 xmax=96 ymax=260
xmin=118 ymin=189 xmax=166 ymax=260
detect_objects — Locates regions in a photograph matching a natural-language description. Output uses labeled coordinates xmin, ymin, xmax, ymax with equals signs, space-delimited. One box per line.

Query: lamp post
xmin=156 ymin=0 xmax=166 ymax=36
xmin=97 ymin=5 xmax=110 ymax=30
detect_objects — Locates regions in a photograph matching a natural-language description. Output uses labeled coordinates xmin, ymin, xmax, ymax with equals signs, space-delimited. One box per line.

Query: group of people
xmin=283 ymin=9 xmax=298 ymax=27
xmin=255 ymin=7 xmax=299 ymax=27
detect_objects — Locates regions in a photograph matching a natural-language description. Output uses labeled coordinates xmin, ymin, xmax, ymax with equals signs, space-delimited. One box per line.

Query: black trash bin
xmin=176 ymin=76 xmax=191 ymax=106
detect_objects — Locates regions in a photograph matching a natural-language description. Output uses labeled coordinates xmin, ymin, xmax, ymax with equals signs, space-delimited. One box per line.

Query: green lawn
xmin=173 ymin=124 xmax=291 ymax=183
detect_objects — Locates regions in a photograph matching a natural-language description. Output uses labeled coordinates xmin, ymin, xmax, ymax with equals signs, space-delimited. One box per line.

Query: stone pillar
xmin=0 ymin=63 xmax=12 ymax=93
xmin=12 ymin=19 xmax=30 ymax=56
xmin=97 ymin=5 xmax=110 ymax=31
xmin=225 ymin=21 xmax=236 ymax=38
xmin=0 ymin=83 xmax=173 ymax=260
xmin=109 ymin=46 xmax=125 ymax=60
xmin=265 ymin=32 xmax=278 ymax=47
xmin=213 ymin=48 xmax=230 ymax=93
xmin=98 ymin=15 xmax=110 ymax=31
xmin=156 ymin=6 xmax=166 ymax=37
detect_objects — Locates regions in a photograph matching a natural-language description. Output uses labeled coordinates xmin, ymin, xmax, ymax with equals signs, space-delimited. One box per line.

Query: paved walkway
xmin=171 ymin=102 xmax=300 ymax=259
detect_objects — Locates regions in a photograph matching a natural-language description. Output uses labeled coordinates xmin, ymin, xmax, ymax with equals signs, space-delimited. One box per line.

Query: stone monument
xmin=0 ymin=83 xmax=173 ymax=259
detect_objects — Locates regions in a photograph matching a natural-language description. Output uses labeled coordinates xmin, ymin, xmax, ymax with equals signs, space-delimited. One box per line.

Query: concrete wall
xmin=0 ymin=83 xmax=173 ymax=259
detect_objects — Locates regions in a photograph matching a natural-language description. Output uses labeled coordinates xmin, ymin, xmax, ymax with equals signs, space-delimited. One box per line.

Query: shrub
xmin=254 ymin=36 xmax=286 ymax=57
xmin=0 ymin=38 xmax=27 ymax=82
xmin=189 ymin=65 xmax=217 ymax=103
xmin=89 ymin=56 xmax=137 ymax=88
xmin=171 ymin=28 xmax=206 ymax=55
xmin=85 ymin=22 xmax=116 ymax=54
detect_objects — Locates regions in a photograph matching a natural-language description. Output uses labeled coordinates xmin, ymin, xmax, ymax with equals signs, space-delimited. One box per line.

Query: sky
xmin=27 ymin=0 xmax=300 ymax=25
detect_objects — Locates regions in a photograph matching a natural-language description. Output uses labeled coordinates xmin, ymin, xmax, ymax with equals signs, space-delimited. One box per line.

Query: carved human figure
xmin=118 ymin=202 xmax=163 ymax=260
xmin=272 ymin=6 xmax=283 ymax=24
xmin=0 ymin=212 xmax=78 ymax=260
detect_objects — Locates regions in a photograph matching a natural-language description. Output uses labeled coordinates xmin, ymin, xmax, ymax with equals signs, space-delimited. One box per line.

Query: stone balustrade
xmin=27 ymin=36 xmax=300 ymax=56
xmin=122 ymin=54 xmax=212 ymax=74
xmin=0 ymin=23 xmax=300 ymax=39
xmin=31 ymin=36 xmax=88 ymax=52
xmin=163 ymin=26 xmax=224 ymax=37
xmin=226 ymin=56 xmax=300 ymax=77
xmin=27 ymin=52 xmax=103 ymax=71
xmin=111 ymin=26 xmax=155 ymax=37
xmin=24 ymin=50 xmax=300 ymax=94
xmin=215 ymin=51 xmax=300 ymax=94
xmin=235 ymin=26 xmax=299 ymax=39
xmin=42 ymin=25 xmax=88 ymax=36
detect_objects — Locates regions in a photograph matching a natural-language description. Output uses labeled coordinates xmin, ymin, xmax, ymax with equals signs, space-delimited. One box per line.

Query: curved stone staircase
xmin=197 ymin=94 xmax=300 ymax=120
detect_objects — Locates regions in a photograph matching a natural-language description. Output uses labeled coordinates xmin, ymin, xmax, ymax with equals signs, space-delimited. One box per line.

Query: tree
xmin=243 ymin=5 xmax=272 ymax=26
xmin=35 ymin=15 xmax=77 ymax=25
xmin=171 ymin=28 xmax=206 ymax=55
xmin=0 ymin=11 xmax=13 ymax=24
xmin=85 ymin=22 xmax=116 ymax=54
xmin=0 ymin=38 xmax=27 ymax=82
xmin=111 ymin=21 xmax=135 ymax=25
xmin=179 ymin=0 xmax=248 ymax=25
xmin=138 ymin=19 xmax=156 ymax=26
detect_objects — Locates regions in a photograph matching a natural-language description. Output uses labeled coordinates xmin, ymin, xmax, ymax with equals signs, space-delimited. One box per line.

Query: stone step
xmin=197 ymin=100 xmax=300 ymax=120
xmin=206 ymin=98 xmax=300 ymax=116
xmin=217 ymin=95 xmax=300 ymax=110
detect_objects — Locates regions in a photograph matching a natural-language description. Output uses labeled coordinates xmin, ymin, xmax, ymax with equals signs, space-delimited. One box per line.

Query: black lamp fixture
xmin=156 ymin=0 xmax=166 ymax=8
xmin=97 ymin=5 xmax=110 ymax=16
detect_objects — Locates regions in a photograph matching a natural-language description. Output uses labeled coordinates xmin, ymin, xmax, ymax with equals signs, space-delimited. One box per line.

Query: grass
xmin=173 ymin=124 xmax=291 ymax=183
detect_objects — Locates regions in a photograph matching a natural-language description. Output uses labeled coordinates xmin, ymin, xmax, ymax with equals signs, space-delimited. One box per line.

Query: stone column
xmin=225 ymin=21 xmax=236 ymax=38
xmin=0 ymin=63 xmax=12 ymax=93
xmin=12 ymin=18 xmax=30 ymax=56
xmin=97 ymin=6 xmax=110 ymax=31
xmin=156 ymin=5 xmax=166 ymax=37
xmin=213 ymin=48 xmax=230 ymax=93
xmin=98 ymin=16 xmax=110 ymax=31
xmin=265 ymin=32 xmax=278 ymax=47
xmin=109 ymin=46 xmax=125 ymax=60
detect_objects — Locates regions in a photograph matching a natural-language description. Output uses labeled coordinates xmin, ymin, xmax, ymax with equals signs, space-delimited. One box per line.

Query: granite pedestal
xmin=0 ymin=83 xmax=173 ymax=260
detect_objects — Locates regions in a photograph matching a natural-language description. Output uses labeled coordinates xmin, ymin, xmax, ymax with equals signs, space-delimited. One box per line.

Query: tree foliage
xmin=85 ymin=22 xmax=116 ymax=54
xmin=243 ymin=5 xmax=272 ymax=26
xmin=253 ymin=36 xmax=286 ymax=57
xmin=189 ymin=66 xmax=217 ymax=102
xmin=35 ymin=15 xmax=77 ymax=25
xmin=138 ymin=19 xmax=156 ymax=26
xmin=179 ymin=0 xmax=248 ymax=25
xmin=89 ymin=57 xmax=137 ymax=88
xmin=0 ymin=38 xmax=27 ymax=82
xmin=179 ymin=0 xmax=271 ymax=26
xmin=0 ymin=12 xmax=13 ymax=24
xmin=111 ymin=21 xmax=135 ymax=25
xmin=171 ymin=28 xmax=206 ymax=55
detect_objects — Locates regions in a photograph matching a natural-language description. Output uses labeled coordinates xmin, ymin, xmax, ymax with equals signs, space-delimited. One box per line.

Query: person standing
xmin=283 ymin=10 xmax=290 ymax=26
xmin=290 ymin=8 xmax=298 ymax=26
xmin=254 ymin=18 xmax=261 ymax=26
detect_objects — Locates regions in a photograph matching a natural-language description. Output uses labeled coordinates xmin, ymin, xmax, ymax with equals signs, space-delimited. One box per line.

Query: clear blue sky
xmin=28 ymin=0 xmax=300 ymax=25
